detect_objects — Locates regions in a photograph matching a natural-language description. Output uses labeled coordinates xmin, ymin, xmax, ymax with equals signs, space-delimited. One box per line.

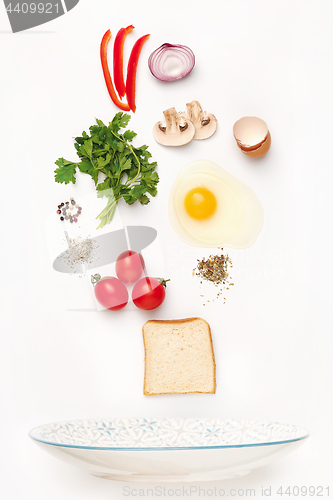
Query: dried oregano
xmin=193 ymin=249 xmax=234 ymax=304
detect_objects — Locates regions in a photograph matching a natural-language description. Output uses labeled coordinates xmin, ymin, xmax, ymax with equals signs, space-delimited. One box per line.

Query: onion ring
xmin=148 ymin=43 xmax=195 ymax=82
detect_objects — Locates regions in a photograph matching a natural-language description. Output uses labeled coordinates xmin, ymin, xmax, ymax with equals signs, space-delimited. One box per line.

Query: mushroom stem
xmin=186 ymin=100 xmax=204 ymax=123
xmin=163 ymin=107 xmax=182 ymax=133
xmin=153 ymin=107 xmax=195 ymax=146
xmin=181 ymin=100 xmax=217 ymax=140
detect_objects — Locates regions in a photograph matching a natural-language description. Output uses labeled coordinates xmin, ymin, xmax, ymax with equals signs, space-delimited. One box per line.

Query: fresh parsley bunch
xmin=54 ymin=113 xmax=159 ymax=228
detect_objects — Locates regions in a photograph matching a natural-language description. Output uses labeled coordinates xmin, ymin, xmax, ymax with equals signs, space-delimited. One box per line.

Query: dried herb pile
xmin=193 ymin=249 xmax=234 ymax=304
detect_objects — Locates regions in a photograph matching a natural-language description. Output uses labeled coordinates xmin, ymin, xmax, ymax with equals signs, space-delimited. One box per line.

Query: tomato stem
xmin=91 ymin=274 xmax=102 ymax=286
xmin=156 ymin=278 xmax=170 ymax=288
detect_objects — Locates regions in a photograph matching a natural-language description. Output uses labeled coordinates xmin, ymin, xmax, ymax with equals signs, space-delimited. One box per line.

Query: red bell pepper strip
xmin=113 ymin=25 xmax=134 ymax=98
xmin=125 ymin=34 xmax=150 ymax=112
xmin=100 ymin=29 xmax=130 ymax=112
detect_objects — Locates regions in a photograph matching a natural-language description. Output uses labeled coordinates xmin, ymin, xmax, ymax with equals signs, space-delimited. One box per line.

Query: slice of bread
xmin=142 ymin=318 xmax=216 ymax=395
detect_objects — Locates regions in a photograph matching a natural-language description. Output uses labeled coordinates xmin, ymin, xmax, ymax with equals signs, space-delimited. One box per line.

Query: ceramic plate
xmin=29 ymin=418 xmax=308 ymax=482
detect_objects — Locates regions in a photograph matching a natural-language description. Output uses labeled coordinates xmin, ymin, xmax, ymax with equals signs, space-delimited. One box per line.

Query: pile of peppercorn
xmin=56 ymin=197 xmax=82 ymax=223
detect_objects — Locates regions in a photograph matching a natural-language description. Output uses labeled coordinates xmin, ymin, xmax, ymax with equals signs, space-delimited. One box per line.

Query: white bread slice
xmin=142 ymin=318 xmax=216 ymax=395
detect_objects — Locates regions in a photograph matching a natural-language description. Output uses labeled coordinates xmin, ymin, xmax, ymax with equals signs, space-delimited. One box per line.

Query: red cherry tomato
xmin=115 ymin=250 xmax=145 ymax=283
xmin=94 ymin=276 xmax=128 ymax=310
xmin=132 ymin=277 xmax=167 ymax=310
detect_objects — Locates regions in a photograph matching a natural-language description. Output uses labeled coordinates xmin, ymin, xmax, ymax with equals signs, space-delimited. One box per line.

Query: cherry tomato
xmin=132 ymin=277 xmax=168 ymax=310
xmin=115 ymin=250 xmax=145 ymax=283
xmin=93 ymin=275 xmax=128 ymax=310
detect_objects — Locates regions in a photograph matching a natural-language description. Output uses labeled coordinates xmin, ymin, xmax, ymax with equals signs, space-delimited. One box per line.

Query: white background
xmin=1 ymin=0 xmax=333 ymax=498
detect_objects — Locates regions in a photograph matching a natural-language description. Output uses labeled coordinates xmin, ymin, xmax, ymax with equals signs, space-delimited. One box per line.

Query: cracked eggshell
xmin=233 ymin=117 xmax=271 ymax=158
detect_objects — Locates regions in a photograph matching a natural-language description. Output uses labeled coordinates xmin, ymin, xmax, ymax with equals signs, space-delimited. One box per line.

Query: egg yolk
xmin=184 ymin=187 xmax=217 ymax=220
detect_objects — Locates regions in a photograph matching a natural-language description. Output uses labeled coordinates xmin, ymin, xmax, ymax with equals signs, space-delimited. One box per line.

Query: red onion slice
xmin=148 ymin=43 xmax=195 ymax=82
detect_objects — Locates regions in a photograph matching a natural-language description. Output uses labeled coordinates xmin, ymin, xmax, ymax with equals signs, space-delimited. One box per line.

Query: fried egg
xmin=168 ymin=160 xmax=264 ymax=248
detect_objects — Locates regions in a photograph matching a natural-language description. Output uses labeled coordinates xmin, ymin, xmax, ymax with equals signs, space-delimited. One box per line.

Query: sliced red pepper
xmin=113 ymin=25 xmax=134 ymax=98
xmin=100 ymin=29 xmax=130 ymax=112
xmin=125 ymin=34 xmax=150 ymax=113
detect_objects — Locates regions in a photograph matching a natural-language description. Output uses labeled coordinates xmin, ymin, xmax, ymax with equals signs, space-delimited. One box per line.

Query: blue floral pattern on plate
xmin=29 ymin=418 xmax=309 ymax=450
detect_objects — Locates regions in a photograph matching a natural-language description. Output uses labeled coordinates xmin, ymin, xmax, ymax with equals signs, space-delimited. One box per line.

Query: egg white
xmin=168 ymin=160 xmax=264 ymax=249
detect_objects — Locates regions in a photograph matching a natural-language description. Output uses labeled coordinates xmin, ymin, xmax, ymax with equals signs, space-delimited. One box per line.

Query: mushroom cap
xmin=192 ymin=113 xmax=217 ymax=140
xmin=153 ymin=107 xmax=195 ymax=146
xmin=180 ymin=100 xmax=217 ymax=140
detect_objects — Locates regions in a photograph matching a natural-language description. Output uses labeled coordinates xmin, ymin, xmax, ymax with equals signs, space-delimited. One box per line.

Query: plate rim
xmin=28 ymin=418 xmax=310 ymax=452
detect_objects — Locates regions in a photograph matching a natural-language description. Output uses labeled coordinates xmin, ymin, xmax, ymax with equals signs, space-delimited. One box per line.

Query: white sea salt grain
xmin=58 ymin=236 xmax=99 ymax=273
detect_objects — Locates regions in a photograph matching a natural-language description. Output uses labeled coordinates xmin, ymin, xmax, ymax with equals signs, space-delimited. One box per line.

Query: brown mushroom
xmin=180 ymin=100 xmax=217 ymax=140
xmin=153 ymin=107 xmax=195 ymax=146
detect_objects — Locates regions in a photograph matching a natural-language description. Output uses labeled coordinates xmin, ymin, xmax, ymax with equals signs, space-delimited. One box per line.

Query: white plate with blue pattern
xmin=29 ymin=418 xmax=309 ymax=482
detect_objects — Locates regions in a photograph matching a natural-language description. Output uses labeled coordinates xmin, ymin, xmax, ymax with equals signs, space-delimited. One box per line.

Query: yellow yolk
xmin=184 ymin=187 xmax=217 ymax=220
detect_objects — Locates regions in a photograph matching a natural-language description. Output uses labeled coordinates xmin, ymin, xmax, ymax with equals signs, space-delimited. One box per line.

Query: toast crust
xmin=142 ymin=317 xmax=216 ymax=396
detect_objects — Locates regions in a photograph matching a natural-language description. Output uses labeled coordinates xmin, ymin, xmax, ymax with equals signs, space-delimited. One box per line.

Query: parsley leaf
xmin=54 ymin=114 xmax=159 ymax=228
xmin=54 ymin=158 xmax=77 ymax=184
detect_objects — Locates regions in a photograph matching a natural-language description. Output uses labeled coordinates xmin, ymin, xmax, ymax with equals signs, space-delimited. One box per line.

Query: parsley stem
xmin=96 ymin=194 xmax=120 ymax=229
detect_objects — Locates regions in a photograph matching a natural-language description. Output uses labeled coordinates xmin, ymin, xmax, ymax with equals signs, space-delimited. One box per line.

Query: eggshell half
xmin=233 ymin=117 xmax=271 ymax=158
xmin=242 ymin=131 xmax=271 ymax=158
